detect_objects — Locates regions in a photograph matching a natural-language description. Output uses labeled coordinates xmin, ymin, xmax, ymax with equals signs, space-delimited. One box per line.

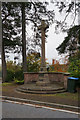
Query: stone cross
xmin=36 ymin=20 xmax=49 ymax=86
xmin=38 ymin=20 xmax=49 ymax=71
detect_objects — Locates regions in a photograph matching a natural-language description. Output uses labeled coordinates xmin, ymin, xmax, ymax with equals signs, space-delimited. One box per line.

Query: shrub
xmin=6 ymin=69 xmax=14 ymax=82
xmin=14 ymin=70 xmax=24 ymax=81
xmin=6 ymin=61 xmax=24 ymax=83
xmin=68 ymin=56 xmax=80 ymax=78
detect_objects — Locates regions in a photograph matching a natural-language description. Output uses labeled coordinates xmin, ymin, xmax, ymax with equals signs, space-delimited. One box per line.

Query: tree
xmin=21 ymin=3 xmax=27 ymax=72
xmin=56 ymin=25 xmax=80 ymax=78
xmin=54 ymin=1 xmax=80 ymax=77
xmin=50 ymin=57 xmax=68 ymax=72
xmin=2 ymin=1 xmax=55 ymax=82
xmin=2 ymin=2 xmax=22 ymax=82
xmin=27 ymin=52 xmax=41 ymax=72
xmin=56 ymin=25 xmax=80 ymax=57
xmin=24 ymin=1 xmax=55 ymax=53
xmin=68 ymin=53 xmax=80 ymax=78
xmin=6 ymin=61 xmax=23 ymax=82
xmin=51 ymin=1 xmax=80 ymax=32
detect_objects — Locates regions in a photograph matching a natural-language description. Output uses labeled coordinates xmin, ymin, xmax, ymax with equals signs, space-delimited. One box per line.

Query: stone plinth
xmin=24 ymin=72 xmax=38 ymax=83
xmin=24 ymin=72 xmax=70 ymax=86
xmin=16 ymin=82 xmax=65 ymax=94
xmin=22 ymin=72 xmax=70 ymax=94
xmin=64 ymin=73 xmax=70 ymax=90
xmin=36 ymin=72 xmax=50 ymax=86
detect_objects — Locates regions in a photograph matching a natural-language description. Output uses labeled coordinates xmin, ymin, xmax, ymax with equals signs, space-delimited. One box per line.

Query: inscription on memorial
xmin=39 ymin=73 xmax=44 ymax=77
xmin=40 ymin=68 xmax=43 ymax=71
xmin=39 ymin=79 xmax=43 ymax=81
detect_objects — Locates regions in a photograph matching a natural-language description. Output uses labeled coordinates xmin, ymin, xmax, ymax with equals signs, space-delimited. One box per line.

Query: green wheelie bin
xmin=67 ymin=77 xmax=79 ymax=93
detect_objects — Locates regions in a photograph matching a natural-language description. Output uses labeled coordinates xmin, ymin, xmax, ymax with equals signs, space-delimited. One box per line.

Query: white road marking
xmin=2 ymin=99 xmax=80 ymax=115
xmin=0 ymin=96 xmax=79 ymax=109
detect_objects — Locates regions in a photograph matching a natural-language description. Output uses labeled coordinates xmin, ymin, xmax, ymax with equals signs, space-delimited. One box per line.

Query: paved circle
xmin=16 ymin=82 xmax=65 ymax=94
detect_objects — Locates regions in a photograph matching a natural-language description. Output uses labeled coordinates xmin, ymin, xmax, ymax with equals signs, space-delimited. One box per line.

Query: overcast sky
xmin=44 ymin=0 xmax=78 ymax=64
xmin=45 ymin=25 xmax=67 ymax=64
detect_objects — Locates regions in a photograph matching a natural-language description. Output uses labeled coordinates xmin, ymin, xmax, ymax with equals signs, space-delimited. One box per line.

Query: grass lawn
xmin=2 ymin=82 xmax=15 ymax=86
xmin=44 ymin=92 xmax=78 ymax=100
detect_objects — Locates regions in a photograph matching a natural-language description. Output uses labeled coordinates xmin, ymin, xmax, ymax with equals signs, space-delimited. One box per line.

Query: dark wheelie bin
xmin=67 ymin=77 xmax=79 ymax=93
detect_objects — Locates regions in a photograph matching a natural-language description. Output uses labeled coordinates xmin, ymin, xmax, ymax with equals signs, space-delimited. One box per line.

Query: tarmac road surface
xmin=2 ymin=101 xmax=79 ymax=119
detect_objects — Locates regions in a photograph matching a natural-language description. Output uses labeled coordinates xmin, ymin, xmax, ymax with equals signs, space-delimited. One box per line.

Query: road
xmin=2 ymin=101 xmax=79 ymax=119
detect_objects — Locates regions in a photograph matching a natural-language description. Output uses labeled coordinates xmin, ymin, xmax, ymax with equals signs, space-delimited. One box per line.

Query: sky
xmin=44 ymin=0 xmax=78 ymax=64
xmin=45 ymin=25 xmax=67 ymax=64
xmin=42 ymin=0 xmax=78 ymax=64
xmin=1 ymin=0 xmax=79 ymax=65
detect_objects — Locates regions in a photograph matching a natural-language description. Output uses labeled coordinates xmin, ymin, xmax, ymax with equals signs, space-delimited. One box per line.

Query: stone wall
xmin=24 ymin=72 xmax=70 ymax=88
xmin=48 ymin=72 xmax=64 ymax=83
xmin=64 ymin=73 xmax=70 ymax=89
xmin=24 ymin=72 xmax=39 ymax=83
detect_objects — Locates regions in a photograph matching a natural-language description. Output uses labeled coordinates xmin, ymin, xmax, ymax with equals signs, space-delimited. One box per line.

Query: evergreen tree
xmin=56 ymin=25 xmax=80 ymax=57
xmin=21 ymin=3 xmax=27 ymax=72
xmin=2 ymin=2 xmax=22 ymax=82
xmin=2 ymin=2 xmax=55 ymax=82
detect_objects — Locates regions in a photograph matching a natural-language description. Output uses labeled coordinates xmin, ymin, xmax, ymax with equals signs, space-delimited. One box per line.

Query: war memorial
xmin=17 ymin=20 xmax=70 ymax=94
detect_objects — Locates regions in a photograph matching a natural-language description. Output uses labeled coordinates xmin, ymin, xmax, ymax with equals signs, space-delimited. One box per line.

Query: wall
xmin=24 ymin=72 xmax=70 ymax=88
xmin=24 ymin=72 xmax=38 ymax=83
